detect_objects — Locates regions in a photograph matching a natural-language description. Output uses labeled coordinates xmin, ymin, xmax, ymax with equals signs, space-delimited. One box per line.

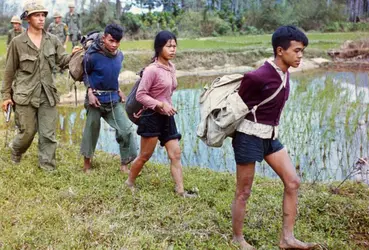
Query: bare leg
xmin=265 ymin=148 xmax=316 ymax=249
xmin=231 ymin=163 xmax=256 ymax=250
xmin=164 ymin=139 xmax=185 ymax=194
xmin=125 ymin=136 xmax=158 ymax=188
xmin=83 ymin=157 xmax=91 ymax=173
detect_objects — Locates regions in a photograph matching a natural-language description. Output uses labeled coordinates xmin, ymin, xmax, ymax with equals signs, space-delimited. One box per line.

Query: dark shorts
xmin=232 ymin=131 xmax=284 ymax=165
xmin=137 ymin=109 xmax=182 ymax=146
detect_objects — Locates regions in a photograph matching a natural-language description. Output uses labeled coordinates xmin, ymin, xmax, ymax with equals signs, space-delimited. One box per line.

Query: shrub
xmin=120 ymin=12 xmax=142 ymax=35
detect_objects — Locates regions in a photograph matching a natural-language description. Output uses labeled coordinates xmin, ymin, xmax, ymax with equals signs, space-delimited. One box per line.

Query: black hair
xmin=104 ymin=23 xmax=124 ymax=41
xmin=272 ymin=25 xmax=308 ymax=57
xmin=154 ymin=30 xmax=177 ymax=58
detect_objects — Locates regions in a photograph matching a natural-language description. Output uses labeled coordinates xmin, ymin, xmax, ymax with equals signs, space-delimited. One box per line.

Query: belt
xmin=92 ymin=89 xmax=118 ymax=95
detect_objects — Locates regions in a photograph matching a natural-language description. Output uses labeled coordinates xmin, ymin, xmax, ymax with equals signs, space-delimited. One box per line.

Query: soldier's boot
xmin=39 ymin=162 xmax=56 ymax=172
xmin=9 ymin=143 xmax=22 ymax=164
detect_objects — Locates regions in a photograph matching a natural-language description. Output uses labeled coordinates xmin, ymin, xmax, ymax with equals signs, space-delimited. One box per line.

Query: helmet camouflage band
xmin=21 ymin=0 xmax=48 ymax=19
xmin=10 ymin=16 xmax=22 ymax=24
xmin=68 ymin=3 xmax=75 ymax=8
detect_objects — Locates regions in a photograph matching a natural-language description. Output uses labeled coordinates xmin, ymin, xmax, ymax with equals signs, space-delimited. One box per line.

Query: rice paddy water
xmin=57 ymin=71 xmax=369 ymax=182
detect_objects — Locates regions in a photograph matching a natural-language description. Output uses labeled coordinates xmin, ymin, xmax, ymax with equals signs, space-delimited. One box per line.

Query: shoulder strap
xmin=250 ymin=73 xmax=287 ymax=123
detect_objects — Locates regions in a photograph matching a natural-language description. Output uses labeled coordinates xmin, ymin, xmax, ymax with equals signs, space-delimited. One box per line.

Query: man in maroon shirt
xmin=232 ymin=26 xmax=317 ymax=249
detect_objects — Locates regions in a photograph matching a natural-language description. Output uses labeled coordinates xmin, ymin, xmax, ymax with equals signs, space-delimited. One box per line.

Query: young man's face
xmin=160 ymin=39 xmax=177 ymax=61
xmin=54 ymin=17 xmax=61 ymax=24
xmin=69 ymin=7 xmax=74 ymax=13
xmin=12 ymin=23 xmax=21 ymax=30
xmin=27 ymin=12 xmax=46 ymax=30
xmin=279 ymin=40 xmax=305 ymax=68
xmin=102 ymin=34 xmax=120 ymax=53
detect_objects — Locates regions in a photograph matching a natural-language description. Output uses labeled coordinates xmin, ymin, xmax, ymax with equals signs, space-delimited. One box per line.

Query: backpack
xmin=196 ymin=74 xmax=248 ymax=147
xmin=68 ymin=30 xmax=100 ymax=82
xmin=196 ymin=73 xmax=286 ymax=147
xmin=125 ymin=68 xmax=145 ymax=125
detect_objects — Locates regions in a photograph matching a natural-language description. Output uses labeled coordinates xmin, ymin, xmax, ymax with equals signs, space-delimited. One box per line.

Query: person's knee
xmin=138 ymin=151 xmax=153 ymax=163
xmin=168 ymin=146 xmax=181 ymax=162
xmin=235 ymin=187 xmax=252 ymax=202
xmin=22 ymin=127 xmax=37 ymax=141
xmin=285 ymin=177 xmax=301 ymax=191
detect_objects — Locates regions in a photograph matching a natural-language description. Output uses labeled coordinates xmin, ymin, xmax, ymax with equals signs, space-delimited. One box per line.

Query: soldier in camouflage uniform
xmin=64 ymin=3 xmax=82 ymax=47
xmin=1 ymin=0 xmax=80 ymax=171
xmin=47 ymin=11 xmax=69 ymax=49
xmin=6 ymin=16 xmax=26 ymax=47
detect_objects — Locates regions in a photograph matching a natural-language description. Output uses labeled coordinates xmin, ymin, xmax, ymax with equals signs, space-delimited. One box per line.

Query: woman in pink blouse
xmin=125 ymin=31 xmax=194 ymax=197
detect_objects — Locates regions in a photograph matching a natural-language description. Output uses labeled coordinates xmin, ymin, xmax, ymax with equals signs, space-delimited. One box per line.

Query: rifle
xmin=4 ymin=103 xmax=12 ymax=148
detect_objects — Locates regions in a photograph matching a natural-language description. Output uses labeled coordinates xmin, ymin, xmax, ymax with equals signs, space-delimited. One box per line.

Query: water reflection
xmin=58 ymin=71 xmax=369 ymax=181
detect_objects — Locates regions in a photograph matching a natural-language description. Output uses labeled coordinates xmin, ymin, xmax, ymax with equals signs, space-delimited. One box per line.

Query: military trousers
xmin=80 ymin=102 xmax=137 ymax=165
xmin=12 ymin=91 xmax=57 ymax=168
xmin=70 ymin=33 xmax=79 ymax=47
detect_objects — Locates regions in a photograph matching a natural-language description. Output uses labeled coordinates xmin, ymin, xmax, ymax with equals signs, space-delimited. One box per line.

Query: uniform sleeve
xmin=2 ymin=41 xmax=19 ymax=100
xmin=64 ymin=13 xmax=69 ymax=25
xmin=78 ymin=14 xmax=82 ymax=30
xmin=64 ymin=24 xmax=69 ymax=36
xmin=136 ymin=66 xmax=161 ymax=110
xmin=54 ymin=37 xmax=71 ymax=69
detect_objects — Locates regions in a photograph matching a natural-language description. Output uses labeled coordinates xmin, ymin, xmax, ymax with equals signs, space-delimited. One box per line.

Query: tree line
xmin=1 ymin=0 xmax=369 ymax=37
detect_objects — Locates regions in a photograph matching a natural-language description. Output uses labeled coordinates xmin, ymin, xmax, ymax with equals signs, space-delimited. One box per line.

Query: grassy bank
xmin=0 ymin=133 xmax=368 ymax=249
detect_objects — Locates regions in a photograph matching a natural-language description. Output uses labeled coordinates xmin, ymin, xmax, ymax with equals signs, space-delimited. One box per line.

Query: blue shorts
xmin=137 ymin=109 xmax=182 ymax=146
xmin=232 ymin=131 xmax=284 ymax=164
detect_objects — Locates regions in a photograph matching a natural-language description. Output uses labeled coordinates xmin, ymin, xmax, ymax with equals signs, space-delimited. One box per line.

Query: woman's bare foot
xmin=124 ymin=179 xmax=135 ymax=192
xmin=120 ymin=164 xmax=130 ymax=174
xmin=279 ymin=237 xmax=317 ymax=249
xmin=83 ymin=157 xmax=92 ymax=173
xmin=231 ymin=236 xmax=256 ymax=250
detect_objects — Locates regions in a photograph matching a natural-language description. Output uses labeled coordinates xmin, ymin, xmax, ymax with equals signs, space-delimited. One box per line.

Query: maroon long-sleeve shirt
xmin=238 ymin=61 xmax=290 ymax=126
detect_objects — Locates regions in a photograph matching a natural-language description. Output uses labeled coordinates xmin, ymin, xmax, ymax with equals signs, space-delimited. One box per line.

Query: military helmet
xmin=10 ymin=16 xmax=22 ymax=24
xmin=21 ymin=0 xmax=48 ymax=19
xmin=68 ymin=3 xmax=75 ymax=8
xmin=53 ymin=11 xmax=62 ymax=18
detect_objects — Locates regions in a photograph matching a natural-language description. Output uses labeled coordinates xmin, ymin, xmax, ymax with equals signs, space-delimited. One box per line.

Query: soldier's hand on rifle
xmin=2 ymin=99 xmax=13 ymax=112
xmin=87 ymin=89 xmax=100 ymax=108
xmin=118 ymin=89 xmax=126 ymax=103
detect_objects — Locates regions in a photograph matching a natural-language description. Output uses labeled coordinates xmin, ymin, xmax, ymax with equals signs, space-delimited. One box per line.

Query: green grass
xmin=119 ymin=32 xmax=369 ymax=52
xmin=2 ymin=31 xmax=368 ymax=55
xmin=0 ymin=128 xmax=368 ymax=249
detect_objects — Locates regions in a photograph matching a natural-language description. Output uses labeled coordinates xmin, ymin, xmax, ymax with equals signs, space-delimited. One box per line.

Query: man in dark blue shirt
xmin=80 ymin=23 xmax=137 ymax=173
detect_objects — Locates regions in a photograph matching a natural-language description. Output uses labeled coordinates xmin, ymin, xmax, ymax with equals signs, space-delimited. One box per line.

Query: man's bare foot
xmin=120 ymin=164 xmax=130 ymax=174
xmin=231 ymin=236 xmax=256 ymax=250
xmin=279 ymin=237 xmax=317 ymax=249
xmin=83 ymin=157 xmax=92 ymax=173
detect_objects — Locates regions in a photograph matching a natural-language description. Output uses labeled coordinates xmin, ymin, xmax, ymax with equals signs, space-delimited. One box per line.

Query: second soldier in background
xmin=47 ymin=12 xmax=69 ymax=49
xmin=7 ymin=16 xmax=26 ymax=48
xmin=64 ymin=3 xmax=82 ymax=47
